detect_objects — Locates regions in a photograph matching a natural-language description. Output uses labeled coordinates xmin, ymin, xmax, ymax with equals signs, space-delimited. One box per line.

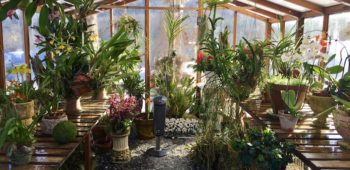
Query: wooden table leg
xmin=84 ymin=133 xmax=92 ymax=170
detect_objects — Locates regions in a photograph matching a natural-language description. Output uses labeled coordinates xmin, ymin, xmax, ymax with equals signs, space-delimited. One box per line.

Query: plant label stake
xmin=148 ymin=95 xmax=167 ymax=157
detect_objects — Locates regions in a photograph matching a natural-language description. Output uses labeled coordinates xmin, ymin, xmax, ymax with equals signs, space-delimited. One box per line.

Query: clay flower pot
xmin=111 ymin=129 xmax=131 ymax=162
xmin=307 ymin=95 xmax=336 ymax=127
xmin=40 ymin=114 xmax=68 ymax=135
xmin=270 ymin=84 xmax=308 ymax=114
xmin=94 ymin=135 xmax=113 ymax=154
xmin=65 ymin=97 xmax=82 ymax=115
xmin=333 ymin=108 xmax=350 ymax=143
xmin=8 ymin=145 xmax=33 ymax=165
xmin=135 ymin=119 xmax=154 ymax=140
xmin=278 ymin=112 xmax=299 ymax=131
xmin=93 ymin=88 xmax=108 ymax=100
xmin=13 ymin=100 xmax=35 ymax=126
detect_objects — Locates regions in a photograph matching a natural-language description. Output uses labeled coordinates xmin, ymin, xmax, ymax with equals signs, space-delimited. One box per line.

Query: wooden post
xmin=22 ymin=12 xmax=31 ymax=81
xmin=0 ymin=22 xmax=5 ymax=90
xmin=84 ymin=133 xmax=92 ymax=170
xmin=265 ymin=21 xmax=272 ymax=41
xmin=196 ymin=0 xmax=203 ymax=84
xmin=280 ymin=20 xmax=285 ymax=40
xmin=109 ymin=8 xmax=113 ymax=37
xmin=295 ymin=17 xmax=304 ymax=44
xmin=233 ymin=11 xmax=238 ymax=48
xmin=320 ymin=14 xmax=329 ymax=68
xmin=145 ymin=0 xmax=150 ymax=111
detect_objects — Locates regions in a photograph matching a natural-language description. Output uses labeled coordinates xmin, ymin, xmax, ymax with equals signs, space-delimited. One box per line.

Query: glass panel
xmin=304 ymin=16 xmax=323 ymax=38
xmin=3 ymin=10 xmax=25 ymax=83
xmin=150 ymin=10 xmax=168 ymax=70
xmin=175 ymin=0 xmax=198 ymax=8
xmin=271 ymin=23 xmax=281 ymax=41
xmin=237 ymin=13 xmax=265 ymax=44
xmin=215 ymin=9 xmax=234 ymax=45
xmin=150 ymin=0 xmax=171 ymax=7
xmin=328 ymin=12 xmax=350 ymax=74
xmin=97 ymin=10 xmax=111 ymax=41
xmin=176 ymin=10 xmax=197 ymax=78
xmin=285 ymin=20 xmax=297 ymax=36
xmin=127 ymin=0 xmax=145 ymax=6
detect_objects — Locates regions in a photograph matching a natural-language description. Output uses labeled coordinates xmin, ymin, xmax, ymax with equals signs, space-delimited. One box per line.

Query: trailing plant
xmin=233 ymin=128 xmax=295 ymax=170
xmin=117 ymin=14 xmax=142 ymax=40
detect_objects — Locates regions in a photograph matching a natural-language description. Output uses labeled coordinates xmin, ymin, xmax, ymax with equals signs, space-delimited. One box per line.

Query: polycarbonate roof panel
xmin=306 ymin=0 xmax=339 ymax=7
xmin=266 ymin=0 xmax=309 ymax=12
xmin=238 ymin=0 xmax=287 ymax=15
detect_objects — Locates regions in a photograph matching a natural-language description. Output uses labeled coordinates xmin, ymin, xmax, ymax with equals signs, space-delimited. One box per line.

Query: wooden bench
xmin=241 ymin=99 xmax=350 ymax=170
xmin=0 ymin=100 xmax=108 ymax=170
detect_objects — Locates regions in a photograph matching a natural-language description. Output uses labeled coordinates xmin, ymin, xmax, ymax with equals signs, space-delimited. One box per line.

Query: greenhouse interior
xmin=1 ymin=0 xmax=350 ymax=169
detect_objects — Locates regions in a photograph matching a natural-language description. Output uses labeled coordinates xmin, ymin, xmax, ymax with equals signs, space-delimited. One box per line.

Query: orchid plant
xmin=105 ymin=94 xmax=140 ymax=134
xmin=6 ymin=64 xmax=34 ymax=103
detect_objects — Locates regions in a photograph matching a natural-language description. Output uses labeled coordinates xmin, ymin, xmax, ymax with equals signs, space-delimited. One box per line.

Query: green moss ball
xmin=53 ymin=121 xmax=77 ymax=144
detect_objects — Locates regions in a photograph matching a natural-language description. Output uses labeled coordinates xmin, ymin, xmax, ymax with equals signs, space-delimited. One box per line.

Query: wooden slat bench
xmin=241 ymin=99 xmax=350 ymax=170
xmin=0 ymin=99 xmax=108 ymax=170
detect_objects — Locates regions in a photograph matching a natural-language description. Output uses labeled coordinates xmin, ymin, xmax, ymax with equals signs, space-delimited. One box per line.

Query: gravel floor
xmin=94 ymin=137 xmax=196 ymax=170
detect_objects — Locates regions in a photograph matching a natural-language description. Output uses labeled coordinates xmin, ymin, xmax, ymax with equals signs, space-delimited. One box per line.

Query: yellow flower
xmin=18 ymin=64 xmax=31 ymax=74
xmin=58 ymin=44 xmax=65 ymax=50
xmin=49 ymin=40 xmax=54 ymax=45
xmin=89 ymin=34 xmax=98 ymax=42
xmin=71 ymin=36 xmax=76 ymax=41
xmin=55 ymin=50 xmax=60 ymax=55
xmin=67 ymin=46 xmax=72 ymax=53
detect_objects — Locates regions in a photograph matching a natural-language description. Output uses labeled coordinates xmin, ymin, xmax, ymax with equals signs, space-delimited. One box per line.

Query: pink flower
xmin=7 ymin=9 xmax=16 ymax=20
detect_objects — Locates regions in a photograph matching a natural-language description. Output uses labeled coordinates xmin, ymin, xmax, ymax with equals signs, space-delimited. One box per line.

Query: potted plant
xmin=305 ymin=54 xmax=342 ymax=127
xmin=7 ymin=64 xmax=35 ymax=126
xmin=279 ymin=90 xmax=302 ymax=131
xmin=105 ymin=94 xmax=138 ymax=162
xmin=233 ymin=128 xmax=295 ymax=170
xmin=87 ymin=28 xmax=138 ymax=100
xmin=36 ymin=88 xmax=68 ymax=135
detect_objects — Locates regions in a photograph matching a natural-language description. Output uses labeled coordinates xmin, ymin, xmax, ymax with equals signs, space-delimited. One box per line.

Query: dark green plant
xmin=233 ymin=128 xmax=295 ymax=170
xmin=53 ymin=121 xmax=77 ymax=144
xmin=117 ymin=14 xmax=142 ymax=40
xmin=281 ymin=90 xmax=300 ymax=117
xmin=122 ymin=71 xmax=145 ymax=99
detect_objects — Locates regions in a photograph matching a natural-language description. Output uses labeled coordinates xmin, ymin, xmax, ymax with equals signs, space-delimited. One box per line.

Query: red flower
xmin=208 ymin=56 xmax=213 ymax=60
xmin=197 ymin=50 xmax=205 ymax=64
xmin=320 ymin=40 xmax=328 ymax=47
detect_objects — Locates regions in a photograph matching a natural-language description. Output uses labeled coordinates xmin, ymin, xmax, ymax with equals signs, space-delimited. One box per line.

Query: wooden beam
xmin=22 ymin=12 xmax=31 ymax=81
xmin=0 ymin=22 xmax=5 ymax=90
xmin=233 ymin=11 xmax=238 ymax=48
xmin=224 ymin=3 xmax=269 ymax=22
xmin=285 ymin=0 xmax=324 ymax=13
xmin=231 ymin=1 xmax=279 ymax=22
xmin=335 ymin=0 xmax=350 ymax=7
xmin=196 ymin=0 xmax=203 ymax=84
xmin=144 ymin=0 xmax=150 ymax=112
xmin=302 ymin=4 xmax=350 ymax=18
xmin=244 ymin=0 xmax=301 ymax=18
xmin=322 ymin=14 xmax=329 ymax=35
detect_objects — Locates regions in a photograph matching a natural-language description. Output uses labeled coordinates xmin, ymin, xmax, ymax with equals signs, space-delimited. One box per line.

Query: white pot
xmin=111 ymin=129 xmax=131 ymax=162
xmin=40 ymin=115 xmax=68 ymax=135
xmin=278 ymin=112 xmax=299 ymax=131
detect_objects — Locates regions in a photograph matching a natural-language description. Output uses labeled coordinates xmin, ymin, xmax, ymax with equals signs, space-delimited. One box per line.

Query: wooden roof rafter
xmin=285 ymin=0 xmax=324 ymax=13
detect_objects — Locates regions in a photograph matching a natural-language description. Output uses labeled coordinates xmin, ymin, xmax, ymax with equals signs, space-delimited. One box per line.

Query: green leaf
xmin=39 ymin=5 xmax=49 ymax=36
xmin=24 ymin=1 xmax=37 ymax=26
xmin=326 ymin=54 xmax=336 ymax=66
xmin=281 ymin=90 xmax=297 ymax=109
xmin=0 ymin=0 xmax=21 ymax=21
xmin=326 ymin=65 xmax=344 ymax=74
xmin=333 ymin=95 xmax=350 ymax=109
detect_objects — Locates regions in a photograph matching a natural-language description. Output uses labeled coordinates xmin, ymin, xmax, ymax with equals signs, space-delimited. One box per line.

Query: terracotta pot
xmin=65 ymin=97 xmax=82 ymax=115
xmin=92 ymin=124 xmax=107 ymax=140
xmin=111 ymin=129 xmax=131 ymax=162
xmin=278 ymin=112 xmax=299 ymax=131
xmin=40 ymin=114 xmax=68 ymax=135
xmin=94 ymin=135 xmax=113 ymax=154
xmin=135 ymin=119 xmax=154 ymax=140
xmin=9 ymin=145 xmax=33 ymax=165
xmin=13 ymin=100 xmax=35 ymax=126
xmin=270 ymin=84 xmax=308 ymax=114
xmin=262 ymin=89 xmax=271 ymax=103
xmin=93 ymin=88 xmax=108 ymax=100
xmin=333 ymin=108 xmax=350 ymax=142
xmin=307 ymin=95 xmax=336 ymax=128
